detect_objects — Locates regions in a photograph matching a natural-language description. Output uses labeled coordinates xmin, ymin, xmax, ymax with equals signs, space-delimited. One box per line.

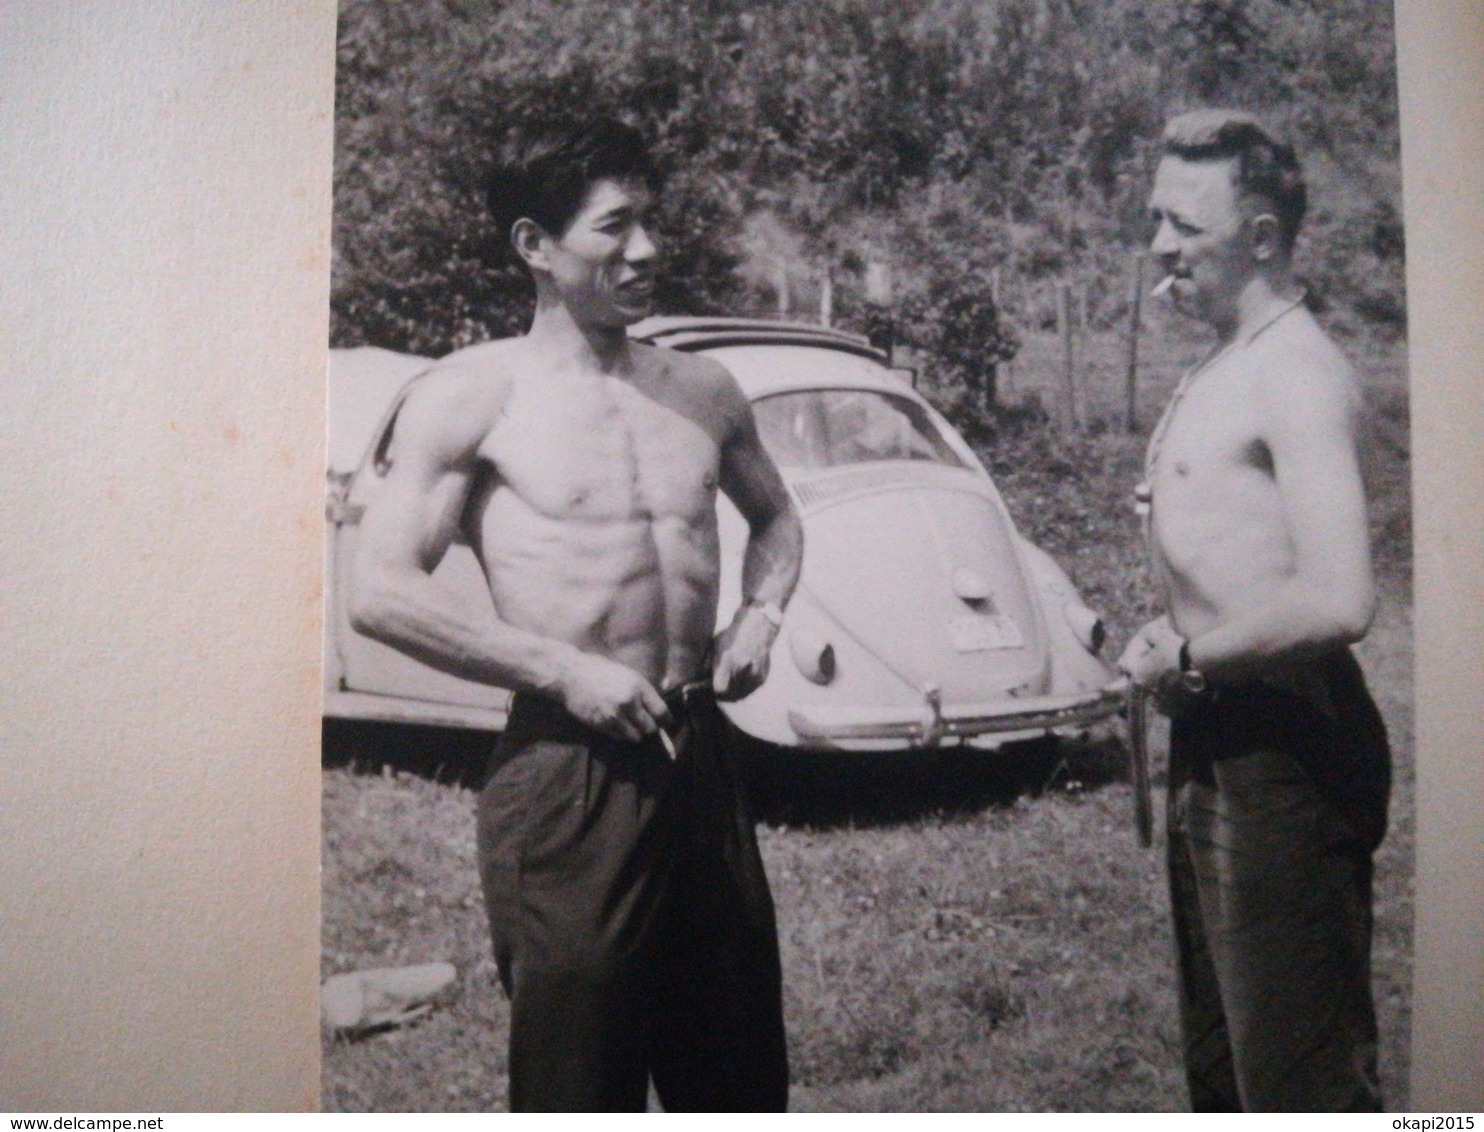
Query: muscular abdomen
xmin=467 ymin=367 xmax=728 ymax=688
xmin=476 ymin=484 xmax=720 ymax=687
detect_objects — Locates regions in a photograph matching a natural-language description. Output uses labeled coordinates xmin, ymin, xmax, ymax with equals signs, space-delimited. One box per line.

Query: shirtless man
xmin=1117 ymin=111 xmax=1390 ymax=1111
xmin=350 ymin=117 xmax=801 ymax=1111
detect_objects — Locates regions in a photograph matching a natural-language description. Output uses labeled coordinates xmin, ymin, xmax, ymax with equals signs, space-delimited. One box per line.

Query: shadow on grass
xmin=322 ymin=717 xmax=494 ymax=790
xmin=321 ymin=716 xmax=1134 ymax=830
xmin=737 ymin=731 xmax=1131 ymax=829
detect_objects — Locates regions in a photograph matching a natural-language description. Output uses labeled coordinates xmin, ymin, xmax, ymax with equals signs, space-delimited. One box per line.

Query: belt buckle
xmin=667 ymin=677 xmax=710 ymax=709
xmin=658 ymin=677 xmax=709 ymax=760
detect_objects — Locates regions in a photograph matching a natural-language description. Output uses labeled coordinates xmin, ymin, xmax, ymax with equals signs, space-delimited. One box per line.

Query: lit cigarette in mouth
xmin=1149 ymin=274 xmax=1177 ymax=298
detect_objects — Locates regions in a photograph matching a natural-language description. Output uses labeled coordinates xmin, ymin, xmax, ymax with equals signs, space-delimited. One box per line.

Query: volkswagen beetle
xmin=324 ymin=319 xmax=1122 ymax=749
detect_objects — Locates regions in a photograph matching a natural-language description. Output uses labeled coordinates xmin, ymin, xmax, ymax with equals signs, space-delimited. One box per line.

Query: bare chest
xmin=483 ymin=376 xmax=721 ymax=522
xmin=1154 ymin=376 xmax=1267 ymax=486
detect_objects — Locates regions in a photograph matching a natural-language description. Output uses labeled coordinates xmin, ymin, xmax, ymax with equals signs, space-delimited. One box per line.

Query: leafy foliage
xmin=332 ymin=0 xmax=1404 ymax=390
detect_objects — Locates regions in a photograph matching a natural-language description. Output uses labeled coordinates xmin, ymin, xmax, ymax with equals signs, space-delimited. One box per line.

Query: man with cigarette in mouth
xmin=350 ymin=115 xmax=800 ymax=1111
xmin=1118 ymin=110 xmax=1390 ymax=1111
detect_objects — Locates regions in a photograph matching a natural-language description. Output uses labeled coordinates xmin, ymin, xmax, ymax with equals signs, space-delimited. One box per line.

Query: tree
xmin=330 ymin=0 xmax=1405 ymax=390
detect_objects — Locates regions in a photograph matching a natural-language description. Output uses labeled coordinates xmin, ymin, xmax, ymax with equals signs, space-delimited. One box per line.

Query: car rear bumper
xmin=324 ymin=689 xmax=510 ymax=732
xmin=786 ymin=684 xmax=1125 ymax=749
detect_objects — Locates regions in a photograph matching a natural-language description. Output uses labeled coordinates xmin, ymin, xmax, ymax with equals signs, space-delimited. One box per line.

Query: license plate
xmin=949 ymin=613 xmax=1024 ymax=652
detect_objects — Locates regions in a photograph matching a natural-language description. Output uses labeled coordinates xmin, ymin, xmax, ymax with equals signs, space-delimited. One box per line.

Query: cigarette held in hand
xmin=1149 ymin=274 xmax=1176 ymax=298
xmin=658 ymin=727 xmax=677 ymax=760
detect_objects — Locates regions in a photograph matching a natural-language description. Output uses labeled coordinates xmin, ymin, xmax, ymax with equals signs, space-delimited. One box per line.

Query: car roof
xmin=628 ymin=316 xmax=909 ymax=399
xmin=327 ymin=346 xmax=432 ymax=473
xmin=629 ymin=316 xmax=884 ymax=360
xmin=694 ymin=342 xmax=920 ymax=399
xmin=327 ymin=321 xmax=908 ymax=472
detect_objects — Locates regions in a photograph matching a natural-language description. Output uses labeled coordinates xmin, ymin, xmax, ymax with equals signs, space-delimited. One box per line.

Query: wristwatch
xmin=1178 ymin=638 xmax=1208 ymax=696
xmin=746 ymin=599 xmax=785 ymax=629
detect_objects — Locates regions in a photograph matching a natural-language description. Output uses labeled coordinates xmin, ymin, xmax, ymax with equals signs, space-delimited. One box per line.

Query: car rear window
xmin=751 ymin=389 xmax=967 ymax=471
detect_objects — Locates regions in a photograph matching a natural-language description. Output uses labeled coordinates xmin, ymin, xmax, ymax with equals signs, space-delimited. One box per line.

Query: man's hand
xmin=712 ymin=603 xmax=779 ymax=702
xmin=1118 ymin=615 xmax=1205 ymax=717
xmin=1117 ymin=615 xmax=1183 ymax=686
xmin=556 ymin=652 xmax=672 ymax=741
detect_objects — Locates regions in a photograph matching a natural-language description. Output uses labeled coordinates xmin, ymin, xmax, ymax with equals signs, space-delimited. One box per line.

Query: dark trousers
xmin=1167 ymin=650 xmax=1390 ymax=1112
xmin=476 ymin=685 xmax=788 ymax=1112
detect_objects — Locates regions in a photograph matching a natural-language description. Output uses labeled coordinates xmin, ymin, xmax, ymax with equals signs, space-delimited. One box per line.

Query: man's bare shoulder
xmin=634 ymin=341 xmax=733 ymax=384
xmin=429 ymin=335 xmax=532 ymax=385
xmin=644 ymin=343 xmax=748 ymax=411
xmin=1245 ymin=309 xmax=1362 ymax=433
xmin=1248 ymin=309 xmax=1357 ymax=391
xmin=389 ymin=338 xmax=527 ymax=460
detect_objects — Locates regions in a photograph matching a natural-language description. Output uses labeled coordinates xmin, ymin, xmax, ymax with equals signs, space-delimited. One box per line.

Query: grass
xmin=321 ymin=323 xmax=1412 ymax=1111
xmin=765 ymin=774 xmax=1185 ymax=1111
xmin=321 ymin=764 xmax=509 ymax=1111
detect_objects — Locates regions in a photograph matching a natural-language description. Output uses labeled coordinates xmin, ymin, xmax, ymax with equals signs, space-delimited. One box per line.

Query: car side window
xmin=752 ymin=390 xmax=965 ymax=471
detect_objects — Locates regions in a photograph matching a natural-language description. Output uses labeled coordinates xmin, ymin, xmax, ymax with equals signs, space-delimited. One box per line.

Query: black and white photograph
xmin=319 ymin=0 xmax=1414 ymax=1112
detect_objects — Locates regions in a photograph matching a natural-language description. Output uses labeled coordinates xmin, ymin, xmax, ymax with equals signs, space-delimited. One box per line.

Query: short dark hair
xmin=484 ymin=115 xmax=659 ymax=242
xmin=1162 ymin=109 xmax=1307 ymax=251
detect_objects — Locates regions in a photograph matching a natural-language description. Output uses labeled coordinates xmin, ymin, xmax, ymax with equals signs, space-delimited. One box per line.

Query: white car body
xmin=324 ymin=319 xmax=1121 ymax=748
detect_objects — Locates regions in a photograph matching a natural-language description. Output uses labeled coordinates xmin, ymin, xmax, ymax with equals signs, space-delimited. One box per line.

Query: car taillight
xmin=1060 ymin=601 xmax=1106 ymax=655
xmin=790 ymin=629 xmax=836 ymax=685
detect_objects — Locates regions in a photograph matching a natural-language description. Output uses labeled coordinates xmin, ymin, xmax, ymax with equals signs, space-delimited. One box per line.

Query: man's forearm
xmin=350 ymin=568 xmax=582 ymax=698
xmin=1183 ymin=576 xmax=1375 ymax=680
xmin=712 ymin=501 xmax=803 ymax=701
xmin=739 ymin=504 xmax=803 ymax=610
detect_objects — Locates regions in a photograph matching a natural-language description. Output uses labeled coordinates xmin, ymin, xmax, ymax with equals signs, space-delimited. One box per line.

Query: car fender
xmin=1014 ymin=536 xmax=1115 ymax=693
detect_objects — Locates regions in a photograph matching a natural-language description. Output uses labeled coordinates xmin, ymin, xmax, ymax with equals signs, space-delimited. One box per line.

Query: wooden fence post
xmin=1057 ymin=281 xmax=1077 ymax=429
xmin=992 ymin=266 xmax=1012 ymax=396
xmin=1076 ymin=281 xmax=1089 ymax=420
xmin=1124 ymin=252 xmax=1144 ymax=433
xmin=865 ymin=260 xmax=894 ymax=357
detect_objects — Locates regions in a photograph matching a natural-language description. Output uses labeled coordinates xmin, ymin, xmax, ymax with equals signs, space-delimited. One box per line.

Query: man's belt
xmin=657 ymin=676 xmax=713 ymax=759
xmin=660 ymin=676 xmax=713 ymax=716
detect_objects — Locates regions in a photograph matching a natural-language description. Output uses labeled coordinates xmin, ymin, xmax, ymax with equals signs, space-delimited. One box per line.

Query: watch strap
xmin=747 ymin=599 xmax=785 ymax=628
xmin=1178 ymin=638 xmax=1208 ymax=695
